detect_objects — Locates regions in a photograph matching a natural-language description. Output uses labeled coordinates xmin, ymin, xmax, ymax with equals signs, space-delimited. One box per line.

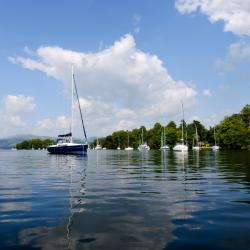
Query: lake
xmin=0 ymin=149 xmax=250 ymax=250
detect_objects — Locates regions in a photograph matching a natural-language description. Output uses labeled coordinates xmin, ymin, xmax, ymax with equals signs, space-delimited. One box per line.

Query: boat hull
xmin=173 ymin=144 xmax=188 ymax=152
xmin=47 ymin=144 xmax=88 ymax=154
xmin=161 ymin=146 xmax=169 ymax=151
xmin=193 ymin=146 xmax=201 ymax=151
xmin=125 ymin=147 xmax=133 ymax=151
xmin=138 ymin=144 xmax=150 ymax=151
xmin=212 ymin=145 xmax=220 ymax=151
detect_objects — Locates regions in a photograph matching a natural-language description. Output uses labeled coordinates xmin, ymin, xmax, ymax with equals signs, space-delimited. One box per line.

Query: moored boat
xmin=160 ymin=126 xmax=169 ymax=151
xmin=47 ymin=66 xmax=88 ymax=155
xmin=173 ymin=101 xmax=188 ymax=152
xmin=212 ymin=127 xmax=220 ymax=151
xmin=138 ymin=128 xmax=150 ymax=151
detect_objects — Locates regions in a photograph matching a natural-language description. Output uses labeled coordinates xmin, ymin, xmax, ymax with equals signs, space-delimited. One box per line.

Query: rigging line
xmin=72 ymin=73 xmax=88 ymax=143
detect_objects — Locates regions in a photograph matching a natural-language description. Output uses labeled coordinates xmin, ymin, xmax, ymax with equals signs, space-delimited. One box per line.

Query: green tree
xmin=148 ymin=122 xmax=162 ymax=149
xmin=165 ymin=121 xmax=178 ymax=148
xmin=16 ymin=138 xmax=54 ymax=149
xmin=217 ymin=114 xmax=249 ymax=149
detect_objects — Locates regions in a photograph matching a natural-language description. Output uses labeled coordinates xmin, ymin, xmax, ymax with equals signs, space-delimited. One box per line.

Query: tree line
xmin=16 ymin=138 xmax=55 ymax=150
xmin=91 ymin=104 xmax=250 ymax=150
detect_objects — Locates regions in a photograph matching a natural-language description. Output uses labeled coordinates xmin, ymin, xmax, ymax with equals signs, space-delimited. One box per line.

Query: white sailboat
xmin=95 ymin=137 xmax=102 ymax=150
xmin=47 ymin=66 xmax=88 ymax=154
xmin=138 ymin=128 xmax=150 ymax=151
xmin=173 ymin=101 xmax=188 ymax=152
xmin=117 ymin=137 xmax=121 ymax=150
xmin=160 ymin=126 xmax=169 ymax=151
xmin=192 ymin=123 xmax=201 ymax=151
xmin=125 ymin=131 xmax=133 ymax=151
xmin=212 ymin=127 xmax=220 ymax=151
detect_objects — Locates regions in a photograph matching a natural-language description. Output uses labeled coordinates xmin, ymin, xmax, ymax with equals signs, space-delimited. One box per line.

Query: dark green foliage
xmin=147 ymin=123 xmax=162 ymax=149
xmin=186 ymin=120 xmax=207 ymax=146
xmin=16 ymin=138 xmax=55 ymax=150
xmin=216 ymin=114 xmax=249 ymax=149
xmin=90 ymin=104 xmax=250 ymax=150
xmin=165 ymin=121 xmax=178 ymax=148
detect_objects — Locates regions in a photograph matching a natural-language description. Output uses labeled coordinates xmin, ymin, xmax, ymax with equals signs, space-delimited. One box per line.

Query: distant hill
xmin=0 ymin=134 xmax=95 ymax=149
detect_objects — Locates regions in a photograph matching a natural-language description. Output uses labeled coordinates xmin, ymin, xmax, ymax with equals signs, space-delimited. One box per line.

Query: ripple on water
xmin=0 ymin=149 xmax=250 ymax=249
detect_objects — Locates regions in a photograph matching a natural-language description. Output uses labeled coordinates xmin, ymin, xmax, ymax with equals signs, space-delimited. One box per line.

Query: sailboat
xmin=173 ymin=101 xmax=188 ymax=152
xmin=117 ymin=137 xmax=121 ymax=150
xmin=138 ymin=128 xmax=150 ymax=151
xmin=160 ymin=127 xmax=169 ymax=151
xmin=47 ymin=66 xmax=88 ymax=154
xmin=95 ymin=137 xmax=102 ymax=150
xmin=125 ymin=131 xmax=133 ymax=151
xmin=212 ymin=127 xmax=220 ymax=151
xmin=192 ymin=123 xmax=201 ymax=150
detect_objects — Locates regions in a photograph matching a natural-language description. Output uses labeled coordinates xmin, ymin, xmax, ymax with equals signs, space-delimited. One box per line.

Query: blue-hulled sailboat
xmin=47 ymin=66 xmax=88 ymax=154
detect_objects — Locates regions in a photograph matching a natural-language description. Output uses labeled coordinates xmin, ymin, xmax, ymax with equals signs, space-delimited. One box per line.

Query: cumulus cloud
xmin=202 ymin=89 xmax=212 ymax=97
xmin=34 ymin=116 xmax=70 ymax=135
xmin=9 ymin=34 xmax=197 ymax=136
xmin=0 ymin=95 xmax=36 ymax=137
xmin=215 ymin=40 xmax=250 ymax=73
xmin=133 ymin=14 xmax=141 ymax=34
xmin=3 ymin=115 xmax=26 ymax=127
xmin=4 ymin=95 xmax=36 ymax=114
xmin=175 ymin=0 xmax=250 ymax=36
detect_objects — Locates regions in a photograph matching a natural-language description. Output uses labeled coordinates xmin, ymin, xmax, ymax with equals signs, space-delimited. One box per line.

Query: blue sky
xmin=0 ymin=0 xmax=249 ymax=138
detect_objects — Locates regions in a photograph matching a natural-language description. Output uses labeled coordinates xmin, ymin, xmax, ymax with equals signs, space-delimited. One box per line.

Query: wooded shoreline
xmin=15 ymin=105 xmax=250 ymax=150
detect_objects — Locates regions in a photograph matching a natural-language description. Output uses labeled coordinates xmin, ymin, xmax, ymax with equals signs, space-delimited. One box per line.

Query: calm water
xmin=0 ymin=149 xmax=250 ymax=250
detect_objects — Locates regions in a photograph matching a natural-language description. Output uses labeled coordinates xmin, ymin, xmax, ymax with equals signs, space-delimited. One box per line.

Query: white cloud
xmin=4 ymin=95 xmax=36 ymax=114
xmin=79 ymin=97 xmax=92 ymax=109
xmin=23 ymin=46 xmax=34 ymax=56
xmin=215 ymin=40 xmax=250 ymax=73
xmin=133 ymin=14 xmax=141 ymax=34
xmin=228 ymin=40 xmax=250 ymax=60
xmin=3 ymin=115 xmax=26 ymax=127
xmin=202 ymin=89 xmax=212 ymax=97
xmin=36 ymin=118 xmax=53 ymax=130
xmin=56 ymin=116 xmax=70 ymax=129
xmin=175 ymin=0 xmax=250 ymax=36
xmin=0 ymin=95 xmax=36 ymax=137
xmin=9 ymin=34 xmax=197 ymax=136
xmin=34 ymin=116 xmax=70 ymax=135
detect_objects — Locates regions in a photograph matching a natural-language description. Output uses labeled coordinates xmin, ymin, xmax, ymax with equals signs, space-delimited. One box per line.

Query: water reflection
xmin=0 ymin=150 xmax=250 ymax=249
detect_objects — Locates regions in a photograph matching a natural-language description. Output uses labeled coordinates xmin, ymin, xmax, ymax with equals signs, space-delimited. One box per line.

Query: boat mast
xmin=127 ymin=130 xmax=129 ymax=148
xmin=141 ymin=128 xmax=143 ymax=144
xmin=161 ymin=129 xmax=163 ymax=148
xmin=181 ymin=100 xmax=184 ymax=145
xmin=72 ymin=66 xmax=88 ymax=144
xmin=214 ymin=127 xmax=217 ymax=146
xmin=71 ymin=65 xmax=74 ymax=142
xmin=195 ymin=123 xmax=198 ymax=146
xmin=163 ymin=126 xmax=166 ymax=146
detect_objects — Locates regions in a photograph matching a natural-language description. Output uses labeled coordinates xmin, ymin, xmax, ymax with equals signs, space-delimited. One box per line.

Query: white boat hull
xmin=212 ymin=145 xmax=220 ymax=151
xmin=193 ymin=146 xmax=201 ymax=151
xmin=138 ymin=144 xmax=150 ymax=151
xmin=125 ymin=147 xmax=133 ymax=151
xmin=95 ymin=145 xmax=102 ymax=150
xmin=161 ymin=145 xmax=169 ymax=151
xmin=173 ymin=144 xmax=188 ymax=152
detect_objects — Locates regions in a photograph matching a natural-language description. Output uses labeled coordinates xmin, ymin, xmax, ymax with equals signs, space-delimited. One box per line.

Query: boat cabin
xmin=56 ymin=132 xmax=72 ymax=144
